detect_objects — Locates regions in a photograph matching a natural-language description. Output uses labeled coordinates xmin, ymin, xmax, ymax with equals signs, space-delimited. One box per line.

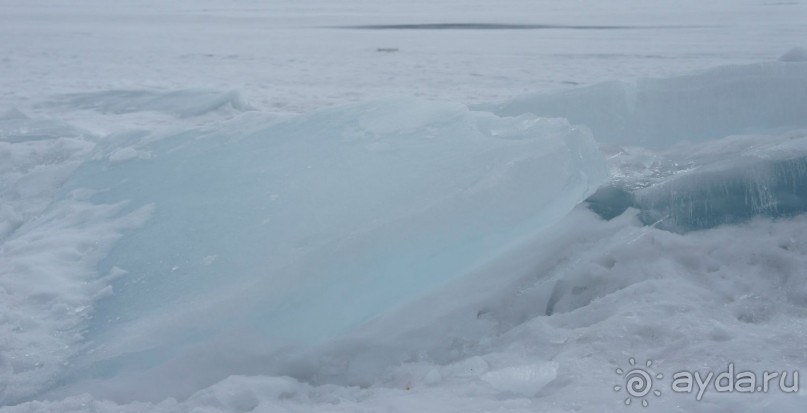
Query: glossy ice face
xmin=45 ymin=98 xmax=604 ymax=400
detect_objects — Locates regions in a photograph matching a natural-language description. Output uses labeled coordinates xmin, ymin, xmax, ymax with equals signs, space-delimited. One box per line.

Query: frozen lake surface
xmin=2 ymin=0 xmax=805 ymax=116
xmin=1 ymin=1 xmax=807 ymax=412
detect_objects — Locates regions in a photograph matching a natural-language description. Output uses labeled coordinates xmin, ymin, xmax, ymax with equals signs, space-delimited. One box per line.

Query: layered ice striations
xmin=587 ymin=132 xmax=807 ymax=231
xmin=635 ymin=153 xmax=807 ymax=231
xmin=50 ymin=99 xmax=605 ymax=400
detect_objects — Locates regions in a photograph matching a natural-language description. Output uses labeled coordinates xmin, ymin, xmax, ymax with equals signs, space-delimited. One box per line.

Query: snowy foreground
xmin=3 ymin=1 xmax=807 ymax=412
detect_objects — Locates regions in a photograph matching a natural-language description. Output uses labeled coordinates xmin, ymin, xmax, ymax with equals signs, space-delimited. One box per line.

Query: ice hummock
xmin=482 ymin=60 xmax=807 ymax=148
xmin=585 ymin=131 xmax=807 ymax=232
xmin=5 ymin=41 xmax=807 ymax=411
xmin=41 ymin=99 xmax=605 ymax=402
xmin=494 ymin=57 xmax=807 ymax=231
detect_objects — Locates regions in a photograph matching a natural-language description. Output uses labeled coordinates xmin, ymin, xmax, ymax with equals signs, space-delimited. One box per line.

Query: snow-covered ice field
xmin=1 ymin=0 xmax=807 ymax=412
xmin=2 ymin=0 xmax=806 ymax=115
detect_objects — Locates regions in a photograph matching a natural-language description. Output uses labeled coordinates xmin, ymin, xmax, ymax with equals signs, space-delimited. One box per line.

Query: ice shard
xmin=48 ymin=99 xmax=605 ymax=400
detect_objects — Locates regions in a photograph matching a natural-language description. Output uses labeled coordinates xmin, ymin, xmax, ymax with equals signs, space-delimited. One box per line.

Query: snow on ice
xmin=1 ymin=0 xmax=807 ymax=412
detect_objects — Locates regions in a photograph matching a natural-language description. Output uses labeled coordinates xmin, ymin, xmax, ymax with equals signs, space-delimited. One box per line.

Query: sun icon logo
xmin=613 ymin=357 xmax=663 ymax=407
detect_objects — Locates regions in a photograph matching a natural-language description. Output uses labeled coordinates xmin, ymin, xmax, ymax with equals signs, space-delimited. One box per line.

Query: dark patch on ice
xmin=336 ymin=23 xmax=709 ymax=31
xmin=0 ymin=107 xmax=29 ymax=120
xmin=544 ymin=280 xmax=567 ymax=316
xmin=584 ymin=186 xmax=634 ymax=221
xmin=553 ymin=53 xmax=667 ymax=59
xmin=780 ymin=47 xmax=807 ymax=62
